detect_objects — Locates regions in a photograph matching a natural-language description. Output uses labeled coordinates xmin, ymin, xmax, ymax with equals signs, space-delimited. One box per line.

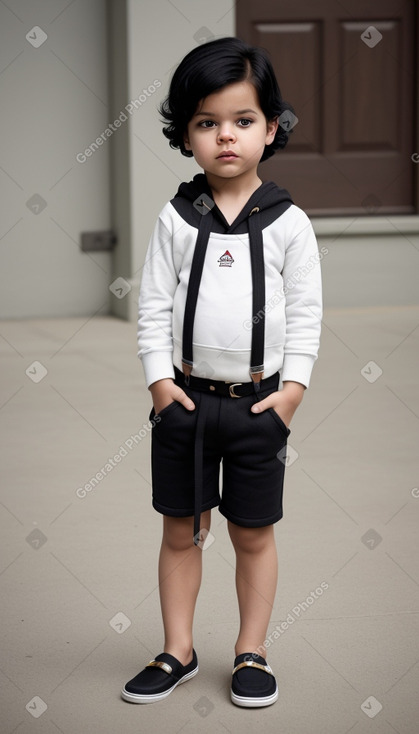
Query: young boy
xmin=121 ymin=36 xmax=322 ymax=708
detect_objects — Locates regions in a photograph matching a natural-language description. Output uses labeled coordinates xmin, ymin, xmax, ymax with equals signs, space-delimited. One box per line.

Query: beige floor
xmin=1 ymin=307 xmax=419 ymax=734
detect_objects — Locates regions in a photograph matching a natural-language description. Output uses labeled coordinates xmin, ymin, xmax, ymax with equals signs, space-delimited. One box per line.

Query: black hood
xmin=171 ymin=173 xmax=293 ymax=234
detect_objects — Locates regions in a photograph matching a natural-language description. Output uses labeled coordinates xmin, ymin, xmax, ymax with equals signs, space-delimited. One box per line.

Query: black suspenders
xmin=181 ymin=204 xmax=267 ymax=545
xmin=182 ymin=207 xmax=266 ymax=387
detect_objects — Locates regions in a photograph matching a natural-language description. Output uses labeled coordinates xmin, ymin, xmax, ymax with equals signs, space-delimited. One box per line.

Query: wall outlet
xmin=81 ymin=230 xmax=117 ymax=252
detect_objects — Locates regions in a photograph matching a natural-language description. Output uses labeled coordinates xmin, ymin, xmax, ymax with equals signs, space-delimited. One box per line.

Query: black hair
xmin=159 ymin=36 xmax=295 ymax=162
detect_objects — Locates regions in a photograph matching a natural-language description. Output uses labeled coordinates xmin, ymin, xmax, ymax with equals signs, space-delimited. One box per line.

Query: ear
xmin=265 ymin=117 xmax=279 ymax=145
xmin=183 ymin=133 xmax=192 ymax=151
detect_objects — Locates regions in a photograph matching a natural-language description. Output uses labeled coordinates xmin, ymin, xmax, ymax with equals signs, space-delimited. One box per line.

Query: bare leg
xmin=158 ymin=510 xmax=211 ymax=666
xmin=228 ymin=522 xmax=278 ymax=659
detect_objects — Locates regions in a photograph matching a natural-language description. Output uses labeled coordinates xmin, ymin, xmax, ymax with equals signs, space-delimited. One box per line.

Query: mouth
xmin=217 ymin=151 xmax=238 ymax=160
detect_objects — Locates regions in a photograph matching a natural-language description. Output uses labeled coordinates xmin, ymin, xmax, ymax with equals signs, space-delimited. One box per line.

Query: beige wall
xmin=0 ymin=0 xmax=112 ymax=318
xmin=315 ymin=217 xmax=419 ymax=309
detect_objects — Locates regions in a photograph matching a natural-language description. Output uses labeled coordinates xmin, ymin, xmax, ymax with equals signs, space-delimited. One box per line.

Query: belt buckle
xmin=228 ymin=383 xmax=242 ymax=398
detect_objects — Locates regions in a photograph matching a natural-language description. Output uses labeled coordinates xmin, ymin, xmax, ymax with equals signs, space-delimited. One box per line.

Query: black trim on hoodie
xmin=170 ymin=173 xmax=294 ymax=234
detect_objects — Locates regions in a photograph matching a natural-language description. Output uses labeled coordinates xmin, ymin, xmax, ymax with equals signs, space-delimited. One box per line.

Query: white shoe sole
xmin=231 ymin=685 xmax=278 ymax=708
xmin=121 ymin=665 xmax=198 ymax=704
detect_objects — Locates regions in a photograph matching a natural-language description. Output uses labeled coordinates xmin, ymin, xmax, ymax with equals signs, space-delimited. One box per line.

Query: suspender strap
xmin=193 ymin=394 xmax=208 ymax=544
xmin=248 ymin=209 xmax=265 ymax=388
xmin=182 ymin=211 xmax=214 ymax=383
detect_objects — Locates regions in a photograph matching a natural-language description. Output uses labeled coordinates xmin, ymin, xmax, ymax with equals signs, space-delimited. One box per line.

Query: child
xmin=122 ymin=36 xmax=322 ymax=708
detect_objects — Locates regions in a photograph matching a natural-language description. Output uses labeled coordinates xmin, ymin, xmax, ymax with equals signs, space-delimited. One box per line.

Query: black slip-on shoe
xmin=231 ymin=652 xmax=278 ymax=708
xmin=121 ymin=649 xmax=198 ymax=704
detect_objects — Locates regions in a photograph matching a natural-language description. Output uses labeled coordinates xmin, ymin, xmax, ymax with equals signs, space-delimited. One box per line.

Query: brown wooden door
xmin=237 ymin=0 xmax=416 ymax=215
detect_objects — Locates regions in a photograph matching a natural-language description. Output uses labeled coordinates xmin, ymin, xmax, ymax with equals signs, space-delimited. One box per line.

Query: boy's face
xmin=184 ymin=81 xmax=278 ymax=182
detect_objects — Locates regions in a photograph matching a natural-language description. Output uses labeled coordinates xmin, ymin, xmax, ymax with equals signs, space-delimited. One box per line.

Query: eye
xmin=237 ymin=118 xmax=253 ymax=127
xmin=199 ymin=120 xmax=216 ymax=128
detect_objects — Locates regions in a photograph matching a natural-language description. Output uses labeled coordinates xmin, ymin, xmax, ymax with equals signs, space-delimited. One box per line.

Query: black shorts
xmin=149 ymin=375 xmax=290 ymax=528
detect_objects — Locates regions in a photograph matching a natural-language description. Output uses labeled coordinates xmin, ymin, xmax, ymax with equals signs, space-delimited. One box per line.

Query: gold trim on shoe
xmin=146 ymin=660 xmax=173 ymax=675
xmin=232 ymin=661 xmax=274 ymax=676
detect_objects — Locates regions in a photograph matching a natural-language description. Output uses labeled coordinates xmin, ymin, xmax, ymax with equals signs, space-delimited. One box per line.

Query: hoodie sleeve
xmin=137 ymin=207 xmax=178 ymax=387
xmin=280 ymin=210 xmax=323 ymax=388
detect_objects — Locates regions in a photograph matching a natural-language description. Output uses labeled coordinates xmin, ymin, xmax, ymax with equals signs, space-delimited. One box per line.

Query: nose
xmin=217 ymin=124 xmax=236 ymax=143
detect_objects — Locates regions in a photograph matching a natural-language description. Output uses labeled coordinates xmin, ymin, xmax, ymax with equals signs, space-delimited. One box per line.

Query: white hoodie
xmin=137 ymin=175 xmax=322 ymax=389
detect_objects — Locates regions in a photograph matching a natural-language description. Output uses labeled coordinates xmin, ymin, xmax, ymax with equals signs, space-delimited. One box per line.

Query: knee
xmin=162 ymin=510 xmax=211 ymax=552
xmin=228 ymin=522 xmax=274 ymax=554
xmin=163 ymin=516 xmax=195 ymax=552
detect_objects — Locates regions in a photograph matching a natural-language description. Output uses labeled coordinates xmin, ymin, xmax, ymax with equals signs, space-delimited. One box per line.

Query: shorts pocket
xmin=267 ymin=407 xmax=291 ymax=437
xmin=152 ymin=400 xmax=181 ymax=421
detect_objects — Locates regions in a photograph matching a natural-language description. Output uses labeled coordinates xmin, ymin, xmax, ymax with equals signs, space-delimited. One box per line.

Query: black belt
xmin=174 ymin=366 xmax=279 ymax=399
